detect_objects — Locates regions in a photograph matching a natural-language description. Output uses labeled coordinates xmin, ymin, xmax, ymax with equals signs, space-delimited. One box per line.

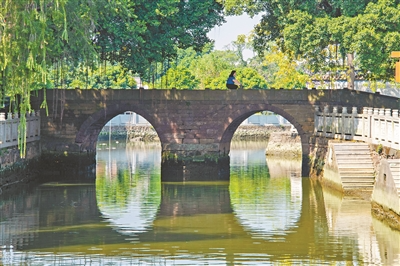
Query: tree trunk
xmin=347 ymin=53 xmax=355 ymax=90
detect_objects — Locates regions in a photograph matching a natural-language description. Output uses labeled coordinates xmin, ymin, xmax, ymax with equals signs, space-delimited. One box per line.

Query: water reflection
xmin=0 ymin=141 xmax=399 ymax=265
xmin=322 ymin=186 xmax=400 ymax=265
xmin=96 ymin=142 xmax=161 ymax=236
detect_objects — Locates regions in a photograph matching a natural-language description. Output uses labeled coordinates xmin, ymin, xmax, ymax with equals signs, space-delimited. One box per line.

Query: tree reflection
xmin=96 ymin=144 xmax=161 ymax=235
xmin=230 ymin=163 xmax=302 ymax=239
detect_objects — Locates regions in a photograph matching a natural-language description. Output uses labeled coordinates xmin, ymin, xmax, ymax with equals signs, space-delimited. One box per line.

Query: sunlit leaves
xmin=263 ymin=46 xmax=309 ymax=89
xmin=156 ymin=66 xmax=199 ymax=90
xmin=220 ymin=0 xmax=400 ymax=82
xmin=69 ymin=63 xmax=137 ymax=89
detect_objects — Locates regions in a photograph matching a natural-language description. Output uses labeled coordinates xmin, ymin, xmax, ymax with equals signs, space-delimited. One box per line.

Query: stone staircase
xmin=388 ymin=159 xmax=400 ymax=195
xmin=333 ymin=143 xmax=375 ymax=191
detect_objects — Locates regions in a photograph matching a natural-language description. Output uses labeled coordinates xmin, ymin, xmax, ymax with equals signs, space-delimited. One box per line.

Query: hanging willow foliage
xmin=0 ymin=0 xmax=69 ymax=157
xmin=1 ymin=0 xmax=226 ymax=158
xmin=0 ymin=0 xmax=99 ymax=158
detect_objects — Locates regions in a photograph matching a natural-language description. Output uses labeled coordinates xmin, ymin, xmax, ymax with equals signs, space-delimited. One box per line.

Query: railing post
xmin=372 ymin=108 xmax=379 ymax=144
xmin=351 ymin=106 xmax=357 ymax=138
xmin=323 ymin=106 xmax=329 ymax=135
xmin=379 ymin=108 xmax=385 ymax=142
xmin=0 ymin=112 xmax=5 ymax=148
xmin=393 ymin=110 xmax=399 ymax=148
xmin=333 ymin=106 xmax=339 ymax=136
xmin=366 ymin=107 xmax=373 ymax=142
xmin=314 ymin=106 xmax=320 ymax=133
xmin=13 ymin=112 xmax=19 ymax=143
xmin=385 ymin=109 xmax=392 ymax=146
xmin=342 ymin=106 xmax=347 ymax=139
xmin=6 ymin=112 xmax=12 ymax=143
xmin=361 ymin=107 xmax=368 ymax=140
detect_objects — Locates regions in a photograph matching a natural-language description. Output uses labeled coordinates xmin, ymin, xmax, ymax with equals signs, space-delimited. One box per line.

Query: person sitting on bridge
xmin=226 ymin=70 xmax=241 ymax=89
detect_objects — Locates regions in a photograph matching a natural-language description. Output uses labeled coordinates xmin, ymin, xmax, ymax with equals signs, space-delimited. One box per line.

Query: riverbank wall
xmin=0 ymin=141 xmax=41 ymax=193
xmin=265 ymin=131 xmax=302 ymax=158
xmin=98 ymin=124 xmax=293 ymax=142
xmin=371 ymin=159 xmax=400 ymax=230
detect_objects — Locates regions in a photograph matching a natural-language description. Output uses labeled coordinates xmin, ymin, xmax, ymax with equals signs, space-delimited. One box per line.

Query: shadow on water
xmin=0 ymin=141 xmax=399 ymax=265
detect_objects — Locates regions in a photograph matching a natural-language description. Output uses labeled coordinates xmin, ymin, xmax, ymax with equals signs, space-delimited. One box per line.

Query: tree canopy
xmin=0 ymin=0 xmax=226 ymax=105
xmin=95 ymin=0 xmax=225 ymax=76
xmin=219 ymin=0 xmax=400 ymax=83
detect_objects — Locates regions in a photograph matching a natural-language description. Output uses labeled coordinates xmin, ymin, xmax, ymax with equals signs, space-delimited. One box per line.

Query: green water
xmin=0 ymin=141 xmax=399 ymax=265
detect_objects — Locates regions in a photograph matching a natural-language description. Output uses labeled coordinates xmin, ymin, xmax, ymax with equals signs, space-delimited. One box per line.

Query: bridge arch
xmin=220 ymin=104 xmax=309 ymax=160
xmin=75 ymin=102 xmax=162 ymax=151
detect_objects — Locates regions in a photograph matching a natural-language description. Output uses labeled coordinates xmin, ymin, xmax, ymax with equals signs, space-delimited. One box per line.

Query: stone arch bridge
xmin=31 ymin=89 xmax=398 ymax=181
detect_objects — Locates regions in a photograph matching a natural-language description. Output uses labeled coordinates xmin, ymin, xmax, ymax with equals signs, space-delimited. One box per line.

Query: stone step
xmin=342 ymin=179 xmax=374 ymax=183
xmin=337 ymin=162 xmax=373 ymax=166
xmin=342 ymin=178 xmax=374 ymax=182
xmin=341 ymin=174 xmax=375 ymax=178
xmin=334 ymin=150 xmax=371 ymax=154
xmin=342 ymin=179 xmax=374 ymax=184
xmin=343 ymin=181 xmax=374 ymax=188
xmin=333 ymin=146 xmax=370 ymax=151
xmin=336 ymin=161 xmax=373 ymax=165
xmin=336 ymin=155 xmax=372 ymax=159
xmin=343 ymin=183 xmax=374 ymax=187
xmin=331 ymin=143 xmax=374 ymax=191
xmin=339 ymin=167 xmax=374 ymax=171
xmin=338 ymin=167 xmax=374 ymax=172
xmin=332 ymin=143 xmax=369 ymax=147
xmin=335 ymin=153 xmax=371 ymax=157
xmin=336 ymin=154 xmax=371 ymax=158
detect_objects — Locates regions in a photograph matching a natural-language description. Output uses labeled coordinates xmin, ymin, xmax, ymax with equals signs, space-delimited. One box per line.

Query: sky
xmin=207 ymin=14 xmax=262 ymax=60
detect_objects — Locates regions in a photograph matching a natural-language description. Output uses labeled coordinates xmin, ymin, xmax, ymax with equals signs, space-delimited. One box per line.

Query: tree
xmin=262 ymin=45 xmax=309 ymax=89
xmin=69 ymin=63 xmax=137 ymax=89
xmin=95 ymin=0 xmax=225 ymax=76
xmin=219 ymin=0 xmax=400 ymax=85
xmin=157 ymin=66 xmax=200 ymax=90
xmin=189 ymin=49 xmax=242 ymax=89
xmin=0 ymin=0 xmax=97 ymax=156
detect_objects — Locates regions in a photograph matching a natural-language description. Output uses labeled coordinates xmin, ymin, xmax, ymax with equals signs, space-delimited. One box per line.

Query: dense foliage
xmin=95 ymin=0 xmax=225 ymax=77
xmin=219 ymin=0 xmax=400 ymax=83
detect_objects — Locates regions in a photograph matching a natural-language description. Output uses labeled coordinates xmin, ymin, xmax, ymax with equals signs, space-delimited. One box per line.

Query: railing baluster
xmin=0 ymin=112 xmax=41 ymax=149
xmin=314 ymin=106 xmax=399 ymax=150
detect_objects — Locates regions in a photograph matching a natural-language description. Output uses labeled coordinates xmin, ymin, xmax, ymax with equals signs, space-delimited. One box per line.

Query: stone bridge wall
xmin=30 ymin=88 xmax=398 ymax=180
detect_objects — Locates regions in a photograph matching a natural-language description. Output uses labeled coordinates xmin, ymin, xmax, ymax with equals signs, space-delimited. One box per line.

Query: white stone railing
xmin=315 ymin=106 xmax=400 ymax=150
xmin=0 ymin=111 xmax=40 ymax=149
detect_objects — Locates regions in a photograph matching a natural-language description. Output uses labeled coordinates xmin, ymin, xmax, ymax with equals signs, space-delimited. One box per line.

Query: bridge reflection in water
xmin=0 ymin=142 xmax=399 ymax=265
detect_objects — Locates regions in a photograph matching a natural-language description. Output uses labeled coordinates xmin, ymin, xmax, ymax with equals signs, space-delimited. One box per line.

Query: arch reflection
xmin=229 ymin=145 xmax=302 ymax=239
xmin=96 ymin=142 xmax=161 ymax=235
